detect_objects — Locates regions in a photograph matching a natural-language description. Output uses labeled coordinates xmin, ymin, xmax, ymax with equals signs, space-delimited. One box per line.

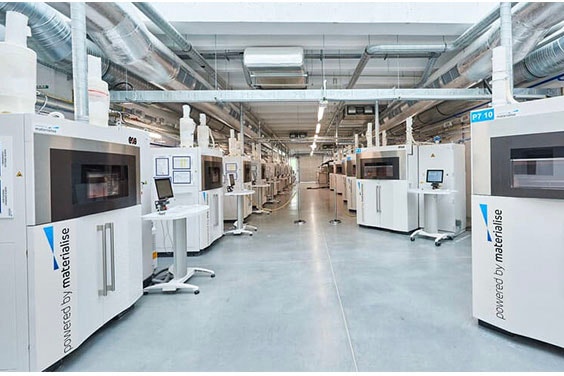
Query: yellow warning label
xmin=16 ymin=171 xmax=22 ymax=177
xmin=152 ymin=251 xmax=158 ymax=259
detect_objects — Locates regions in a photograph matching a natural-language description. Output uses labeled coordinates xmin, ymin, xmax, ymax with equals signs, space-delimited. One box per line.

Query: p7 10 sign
xmin=470 ymin=108 xmax=495 ymax=124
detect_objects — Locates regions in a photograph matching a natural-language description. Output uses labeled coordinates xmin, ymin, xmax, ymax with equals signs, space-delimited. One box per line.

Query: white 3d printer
xmin=472 ymin=95 xmax=564 ymax=348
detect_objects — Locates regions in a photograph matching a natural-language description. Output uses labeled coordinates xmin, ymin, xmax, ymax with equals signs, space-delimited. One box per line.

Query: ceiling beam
xmin=111 ymin=88 xmax=555 ymax=104
xmin=111 ymin=88 xmax=490 ymax=103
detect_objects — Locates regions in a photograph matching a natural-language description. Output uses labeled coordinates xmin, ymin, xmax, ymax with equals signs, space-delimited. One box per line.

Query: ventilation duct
xmin=339 ymin=105 xmax=375 ymax=128
xmin=379 ymin=2 xmax=564 ymax=132
xmin=243 ymin=47 xmax=308 ymax=89
xmin=514 ymin=35 xmax=564 ymax=84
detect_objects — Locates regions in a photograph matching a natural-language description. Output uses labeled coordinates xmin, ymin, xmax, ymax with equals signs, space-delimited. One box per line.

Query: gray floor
xmin=58 ymin=184 xmax=564 ymax=372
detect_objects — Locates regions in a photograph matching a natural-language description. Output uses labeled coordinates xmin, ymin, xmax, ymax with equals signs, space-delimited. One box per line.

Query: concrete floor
xmin=58 ymin=184 xmax=564 ymax=371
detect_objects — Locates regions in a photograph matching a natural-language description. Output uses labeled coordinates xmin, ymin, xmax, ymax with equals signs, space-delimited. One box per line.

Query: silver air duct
xmin=514 ymin=36 xmax=564 ymax=84
xmin=379 ymin=2 xmax=564 ymax=132
xmin=84 ymin=2 xmax=280 ymax=144
xmin=84 ymin=2 xmax=209 ymax=91
xmin=0 ymin=2 xmax=103 ymax=69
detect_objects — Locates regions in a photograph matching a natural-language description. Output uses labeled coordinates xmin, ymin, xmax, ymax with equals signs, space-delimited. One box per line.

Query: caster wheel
xmin=211 ymin=274 xmax=216 ymax=278
xmin=410 ymin=237 xmax=415 ymax=242
xmin=254 ymin=229 xmax=258 ymax=232
xmin=143 ymin=291 xmax=149 ymax=295
xmin=250 ymin=234 xmax=253 ymax=236
xmin=435 ymin=242 xmax=441 ymax=247
xmin=194 ymin=290 xmax=200 ymax=295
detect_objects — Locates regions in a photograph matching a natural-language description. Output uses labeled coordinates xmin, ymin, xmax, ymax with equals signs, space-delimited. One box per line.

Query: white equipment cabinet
xmin=471 ymin=96 xmax=564 ymax=348
xmin=152 ymin=147 xmax=224 ymax=252
xmin=336 ymin=173 xmax=346 ymax=196
xmin=223 ymin=155 xmax=252 ymax=220
xmin=329 ymin=172 xmax=336 ymax=190
xmin=344 ymin=155 xmax=356 ymax=210
xmin=346 ymin=177 xmax=357 ymax=211
xmin=417 ymin=143 xmax=466 ymax=234
xmin=0 ymin=114 xmax=148 ymax=371
xmin=356 ymin=145 xmax=419 ymax=232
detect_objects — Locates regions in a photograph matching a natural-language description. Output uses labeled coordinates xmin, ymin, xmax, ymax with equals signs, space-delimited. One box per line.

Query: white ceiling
xmin=144 ymin=2 xmax=499 ymax=151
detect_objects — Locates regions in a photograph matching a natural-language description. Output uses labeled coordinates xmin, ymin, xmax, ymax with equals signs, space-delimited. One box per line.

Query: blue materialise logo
xmin=43 ymin=226 xmax=60 ymax=270
xmin=479 ymin=204 xmax=492 ymax=242
xmin=202 ymin=191 xmax=207 ymax=201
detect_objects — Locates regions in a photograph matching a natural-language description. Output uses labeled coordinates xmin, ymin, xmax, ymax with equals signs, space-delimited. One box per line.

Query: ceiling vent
xmin=339 ymin=105 xmax=376 ymax=128
xmin=243 ymin=47 xmax=308 ymax=89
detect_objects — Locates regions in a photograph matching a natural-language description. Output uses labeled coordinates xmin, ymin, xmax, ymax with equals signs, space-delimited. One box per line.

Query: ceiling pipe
xmin=499 ymin=2 xmax=514 ymax=96
xmin=324 ymin=3 xmax=504 ymax=137
xmin=0 ymin=2 xmax=284 ymax=150
xmin=379 ymin=2 xmax=564 ymax=133
xmin=0 ymin=2 xmax=104 ymax=68
xmin=70 ymin=2 xmax=88 ymax=122
xmin=83 ymin=2 xmax=265 ymax=141
xmin=132 ymin=2 xmax=227 ymax=91
xmin=514 ymin=35 xmax=564 ymax=85
xmin=131 ymin=3 xmax=283 ymax=149
xmin=91 ymin=2 xmax=283 ymax=149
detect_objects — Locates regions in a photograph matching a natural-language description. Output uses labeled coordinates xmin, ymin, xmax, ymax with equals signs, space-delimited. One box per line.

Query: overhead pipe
xmin=70 ymin=2 xmax=88 ymax=122
xmin=0 ymin=2 xmax=165 ymax=94
xmin=132 ymin=2 xmax=227 ymax=91
xmin=379 ymin=2 xmax=564 ymax=132
xmin=131 ymin=2 xmax=280 ymax=144
xmin=514 ymin=35 xmax=564 ymax=85
xmin=84 ymin=2 xmax=281 ymax=146
xmin=325 ymin=3 xmax=504 ymax=137
xmin=499 ymin=2 xmax=514 ymax=96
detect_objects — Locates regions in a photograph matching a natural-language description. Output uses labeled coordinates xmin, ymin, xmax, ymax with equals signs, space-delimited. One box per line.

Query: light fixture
xmin=315 ymin=122 xmax=321 ymax=134
xmin=317 ymin=99 xmax=328 ymax=122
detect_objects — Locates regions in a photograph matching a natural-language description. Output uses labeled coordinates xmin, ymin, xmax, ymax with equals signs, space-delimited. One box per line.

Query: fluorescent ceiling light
xmin=315 ymin=123 xmax=321 ymax=134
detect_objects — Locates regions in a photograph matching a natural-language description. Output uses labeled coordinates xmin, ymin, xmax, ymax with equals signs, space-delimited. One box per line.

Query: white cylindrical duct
xmin=354 ymin=134 xmax=359 ymax=150
xmin=406 ymin=117 xmax=414 ymax=146
xmin=71 ymin=2 xmax=88 ymax=122
xmin=366 ymin=122 xmax=373 ymax=148
xmin=500 ymin=2 xmax=514 ymax=97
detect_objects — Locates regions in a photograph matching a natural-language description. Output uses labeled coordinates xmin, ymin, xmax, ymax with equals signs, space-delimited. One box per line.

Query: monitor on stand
xmin=227 ymin=173 xmax=236 ymax=192
xmin=154 ymin=177 xmax=174 ymax=212
xmin=426 ymin=169 xmax=444 ymax=189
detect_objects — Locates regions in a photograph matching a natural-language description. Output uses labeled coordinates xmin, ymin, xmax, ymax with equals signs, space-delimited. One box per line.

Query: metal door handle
xmin=97 ymin=225 xmax=108 ymax=296
xmin=106 ymin=222 xmax=116 ymax=292
xmin=377 ymin=185 xmax=382 ymax=213
xmin=213 ymin=194 xmax=219 ymax=227
xmin=375 ymin=185 xmax=379 ymax=213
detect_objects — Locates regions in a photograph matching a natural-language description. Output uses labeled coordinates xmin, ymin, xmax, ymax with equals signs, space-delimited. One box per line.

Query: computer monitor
xmin=155 ymin=177 xmax=174 ymax=200
xmin=227 ymin=173 xmax=236 ymax=192
xmin=426 ymin=169 xmax=444 ymax=184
